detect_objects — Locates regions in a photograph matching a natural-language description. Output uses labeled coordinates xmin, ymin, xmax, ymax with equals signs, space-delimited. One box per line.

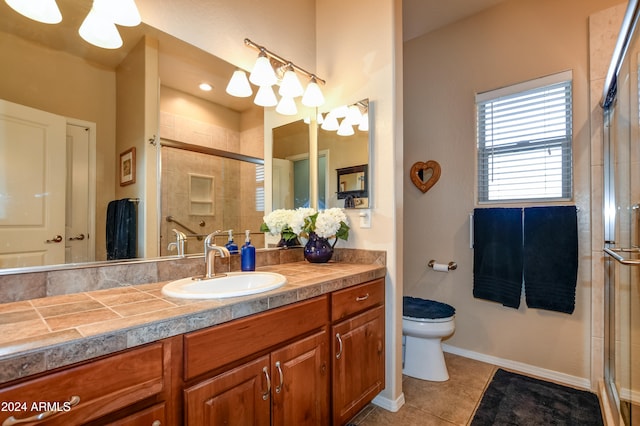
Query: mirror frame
xmin=336 ymin=164 xmax=368 ymax=200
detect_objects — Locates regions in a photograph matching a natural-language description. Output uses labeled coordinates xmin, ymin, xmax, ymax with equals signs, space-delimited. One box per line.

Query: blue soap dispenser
xmin=241 ymin=230 xmax=255 ymax=271
xmin=225 ymin=230 xmax=239 ymax=254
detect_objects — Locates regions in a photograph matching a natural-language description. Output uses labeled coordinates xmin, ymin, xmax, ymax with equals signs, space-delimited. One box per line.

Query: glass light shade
xmin=358 ymin=112 xmax=369 ymax=131
xmin=94 ymin=0 xmax=141 ymax=26
xmin=276 ymin=96 xmax=297 ymax=115
xmin=301 ymin=78 xmax=325 ymax=107
xmin=337 ymin=118 xmax=355 ymax=136
xmin=226 ymin=70 xmax=252 ymax=97
xmin=331 ymin=105 xmax=349 ymax=118
xmin=321 ymin=113 xmax=339 ymax=131
xmin=254 ymin=85 xmax=277 ymax=107
xmin=278 ymin=69 xmax=304 ymax=98
xmin=5 ymin=0 xmax=62 ymax=24
xmin=79 ymin=7 xmax=123 ymax=49
xmin=317 ymin=112 xmax=324 ymax=125
xmin=346 ymin=105 xmax=363 ymax=125
xmin=249 ymin=54 xmax=277 ymax=87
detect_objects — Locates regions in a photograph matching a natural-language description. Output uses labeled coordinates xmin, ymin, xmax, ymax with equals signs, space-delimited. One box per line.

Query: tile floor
xmin=348 ymin=352 xmax=499 ymax=425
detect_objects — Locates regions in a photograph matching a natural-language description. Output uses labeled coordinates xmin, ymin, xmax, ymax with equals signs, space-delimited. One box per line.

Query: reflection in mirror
xmin=336 ymin=165 xmax=368 ymax=208
xmin=0 ymin=0 xmax=264 ymax=273
xmin=271 ymin=100 xmax=371 ymax=212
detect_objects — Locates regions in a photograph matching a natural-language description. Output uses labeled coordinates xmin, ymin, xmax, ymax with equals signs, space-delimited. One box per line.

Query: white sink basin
xmin=161 ymin=272 xmax=287 ymax=299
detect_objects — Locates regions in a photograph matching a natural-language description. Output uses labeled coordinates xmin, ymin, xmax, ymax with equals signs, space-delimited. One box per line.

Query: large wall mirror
xmin=0 ymin=0 xmax=372 ymax=275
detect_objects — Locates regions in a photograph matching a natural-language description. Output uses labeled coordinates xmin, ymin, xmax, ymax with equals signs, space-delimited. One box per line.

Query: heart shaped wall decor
xmin=410 ymin=160 xmax=441 ymax=193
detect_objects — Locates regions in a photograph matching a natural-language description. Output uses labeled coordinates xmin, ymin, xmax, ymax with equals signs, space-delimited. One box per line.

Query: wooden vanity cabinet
xmin=331 ymin=278 xmax=385 ymax=426
xmin=0 ymin=338 xmax=174 ymax=426
xmin=183 ymin=296 xmax=330 ymax=426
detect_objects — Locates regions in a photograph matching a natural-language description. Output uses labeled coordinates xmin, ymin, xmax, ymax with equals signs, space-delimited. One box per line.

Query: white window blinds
xmin=476 ymin=71 xmax=573 ymax=202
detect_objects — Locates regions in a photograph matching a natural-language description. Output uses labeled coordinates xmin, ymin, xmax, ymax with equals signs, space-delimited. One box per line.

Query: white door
xmin=272 ymin=158 xmax=293 ymax=210
xmin=65 ymin=123 xmax=92 ymax=264
xmin=0 ymin=99 xmax=66 ymax=268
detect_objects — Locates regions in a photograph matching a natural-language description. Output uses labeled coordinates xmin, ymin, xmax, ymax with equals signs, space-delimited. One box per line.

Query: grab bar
xmin=603 ymin=247 xmax=640 ymax=265
xmin=166 ymin=216 xmax=204 ymax=240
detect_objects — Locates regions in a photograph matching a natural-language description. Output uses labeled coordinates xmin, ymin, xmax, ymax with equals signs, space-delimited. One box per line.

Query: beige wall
xmin=0 ymin=31 xmax=117 ymax=261
xmin=403 ymin=0 xmax=622 ymax=387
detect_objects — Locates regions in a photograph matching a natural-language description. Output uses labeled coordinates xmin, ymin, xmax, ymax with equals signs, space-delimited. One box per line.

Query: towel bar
xmin=604 ymin=247 xmax=640 ymax=265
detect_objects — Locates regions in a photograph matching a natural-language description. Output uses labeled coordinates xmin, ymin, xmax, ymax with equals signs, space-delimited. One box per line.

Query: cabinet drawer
xmin=0 ymin=342 xmax=167 ymax=426
xmin=184 ymin=295 xmax=328 ymax=380
xmin=331 ymin=278 xmax=384 ymax=322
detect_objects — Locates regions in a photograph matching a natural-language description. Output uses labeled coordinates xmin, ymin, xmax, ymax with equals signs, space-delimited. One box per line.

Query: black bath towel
xmin=106 ymin=199 xmax=137 ymax=260
xmin=473 ymin=208 xmax=523 ymax=309
xmin=523 ymin=206 xmax=578 ymax=314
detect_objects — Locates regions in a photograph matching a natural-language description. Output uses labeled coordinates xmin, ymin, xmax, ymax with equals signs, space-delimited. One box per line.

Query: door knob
xmin=45 ymin=235 xmax=63 ymax=243
xmin=69 ymin=234 xmax=85 ymax=241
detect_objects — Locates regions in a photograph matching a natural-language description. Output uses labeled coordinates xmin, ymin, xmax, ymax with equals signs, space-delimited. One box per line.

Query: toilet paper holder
xmin=428 ymin=260 xmax=457 ymax=271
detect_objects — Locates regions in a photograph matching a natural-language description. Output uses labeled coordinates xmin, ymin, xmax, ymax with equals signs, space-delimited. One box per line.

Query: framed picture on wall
xmin=119 ymin=147 xmax=136 ymax=186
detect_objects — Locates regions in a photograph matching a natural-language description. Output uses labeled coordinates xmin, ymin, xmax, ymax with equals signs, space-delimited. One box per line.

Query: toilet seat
xmin=403 ymin=296 xmax=455 ymax=320
xmin=402 ymin=315 xmax=454 ymax=323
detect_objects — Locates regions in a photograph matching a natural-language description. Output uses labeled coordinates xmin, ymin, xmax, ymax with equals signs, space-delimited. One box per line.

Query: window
xmin=476 ymin=71 xmax=573 ymax=202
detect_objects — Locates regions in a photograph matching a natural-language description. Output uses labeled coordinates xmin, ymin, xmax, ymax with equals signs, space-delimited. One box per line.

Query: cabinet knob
xmin=151 ymin=421 xmax=161 ymax=426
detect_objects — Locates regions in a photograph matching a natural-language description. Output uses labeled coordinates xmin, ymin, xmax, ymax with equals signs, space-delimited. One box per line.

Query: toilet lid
xmin=403 ymin=296 xmax=455 ymax=320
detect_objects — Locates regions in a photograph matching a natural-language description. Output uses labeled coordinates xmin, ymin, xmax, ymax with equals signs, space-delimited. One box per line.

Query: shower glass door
xmin=604 ymin=44 xmax=640 ymax=426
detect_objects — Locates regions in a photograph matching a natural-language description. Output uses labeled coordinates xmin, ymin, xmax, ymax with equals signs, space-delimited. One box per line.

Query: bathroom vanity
xmin=0 ymin=256 xmax=385 ymax=425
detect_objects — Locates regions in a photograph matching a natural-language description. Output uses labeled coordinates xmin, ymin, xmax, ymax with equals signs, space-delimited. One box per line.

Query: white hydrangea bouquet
xmin=261 ymin=207 xmax=350 ymax=244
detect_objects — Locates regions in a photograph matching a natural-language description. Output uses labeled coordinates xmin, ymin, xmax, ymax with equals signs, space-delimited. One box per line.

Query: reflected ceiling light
xmin=317 ymin=112 xmax=324 ymax=125
xmin=79 ymin=6 xmax=123 ymax=49
xmin=337 ymin=118 xmax=355 ymax=136
xmin=254 ymin=85 xmax=278 ymax=107
xmin=346 ymin=105 xmax=363 ymax=125
xmin=225 ymin=70 xmax=252 ymax=97
xmin=199 ymin=83 xmax=212 ymax=91
xmin=5 ymin=0 xmax=62 ymax=24
xmin=276 ymin=96 xmax=297 ymax=115
xmin=321 ymin=113 xmax=339 ymax=131
xmin=279 ymin=66 xmax=304 ymax=98
xmin=96 ymin=0 xmax=141 ymax=26
xmin=358 ymin=112 xmax=369 ymax=131
xmin=249 ymin=52 xmax=277 ymax=87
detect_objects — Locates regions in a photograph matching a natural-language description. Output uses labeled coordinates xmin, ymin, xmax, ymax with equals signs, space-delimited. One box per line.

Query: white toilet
xmin=402 ymin=296 xmax=456 ymax=381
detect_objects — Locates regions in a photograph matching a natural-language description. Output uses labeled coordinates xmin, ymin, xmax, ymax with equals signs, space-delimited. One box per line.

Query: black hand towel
xmin=106 ymin=199 xmax=137 ymax=260
xmin=473 ymin=208 xmax=523 ymax=309
xmin=523 ymin=206 xmax=578 ymax=314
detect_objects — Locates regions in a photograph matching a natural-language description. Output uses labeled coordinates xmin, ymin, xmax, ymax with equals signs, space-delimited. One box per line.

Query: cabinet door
xmin=332 ymin=305 xmax=385 ymax=426
xmin=105 ymin=403 xmax=165 ymax=425
xmin=271 ymin=330 xmax=329 ymax=426
xmin=184 ymin=355 xmax=271 ymax=426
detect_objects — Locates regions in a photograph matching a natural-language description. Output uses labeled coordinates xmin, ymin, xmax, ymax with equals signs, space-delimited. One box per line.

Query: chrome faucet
xmin=167 ymin=229 xmax=187 ymax=257
xmin=204 ymin=231 xmax=231 ymax=278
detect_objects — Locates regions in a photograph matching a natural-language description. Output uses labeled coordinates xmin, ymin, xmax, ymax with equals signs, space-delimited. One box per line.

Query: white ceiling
xmin=403 ymin=0 xmax=506 ymax=41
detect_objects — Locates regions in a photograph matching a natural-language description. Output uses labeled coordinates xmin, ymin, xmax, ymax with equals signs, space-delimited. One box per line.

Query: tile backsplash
xmin=0 ymin=248 xmax=385 ymax=304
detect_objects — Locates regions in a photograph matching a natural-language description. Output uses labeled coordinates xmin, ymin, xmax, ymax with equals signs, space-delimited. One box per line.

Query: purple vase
xmin=304 ymin=232 xmax=335 ymax=263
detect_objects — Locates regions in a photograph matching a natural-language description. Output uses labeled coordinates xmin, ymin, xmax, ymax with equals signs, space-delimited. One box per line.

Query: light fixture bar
xmin=244 ymin=38 xmax=326 ymax=86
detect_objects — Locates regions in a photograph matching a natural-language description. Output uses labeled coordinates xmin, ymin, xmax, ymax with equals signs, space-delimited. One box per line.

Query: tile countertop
xmin=0 ymin=261 xmax=386 ymax=385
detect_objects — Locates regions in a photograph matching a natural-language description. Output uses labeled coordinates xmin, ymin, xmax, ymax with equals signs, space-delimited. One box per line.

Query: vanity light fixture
xmin=225 ymin=70 xmax=252 ymax=97
xmin=279 ymin=65 xmax=304 ymax=98
xmin=301 ymin=76 xmax=325 ymax=107
xmin=228 ymin=38 xmax=326 ymax=114
xmin=276 ymin=96 xmax=297 ymax=115
xmin=322 ymin=99 xmax=369 ymax=135
xmin=5 ymin=0 xmax=62 ymax=24
xmin=337 ymin=117 xmax=355 ymax=136
xmin=103 ymin=0 xmax=141 ymax=27
xmin=254 ymin=85 xmax=278 ymax=107
xmin=320 ymin=111 xmax=340 ymax=131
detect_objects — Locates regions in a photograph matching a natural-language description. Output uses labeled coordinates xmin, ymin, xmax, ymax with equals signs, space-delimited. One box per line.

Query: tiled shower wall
xmin=159 ymin=111 xmax=265 ymax=254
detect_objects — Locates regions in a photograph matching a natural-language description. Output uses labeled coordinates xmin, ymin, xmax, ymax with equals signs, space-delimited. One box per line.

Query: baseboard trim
xmin=372 ymin=392 xmax=405 ymax=412
xmin=442 ymin=344 xmax=591 ymax=391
